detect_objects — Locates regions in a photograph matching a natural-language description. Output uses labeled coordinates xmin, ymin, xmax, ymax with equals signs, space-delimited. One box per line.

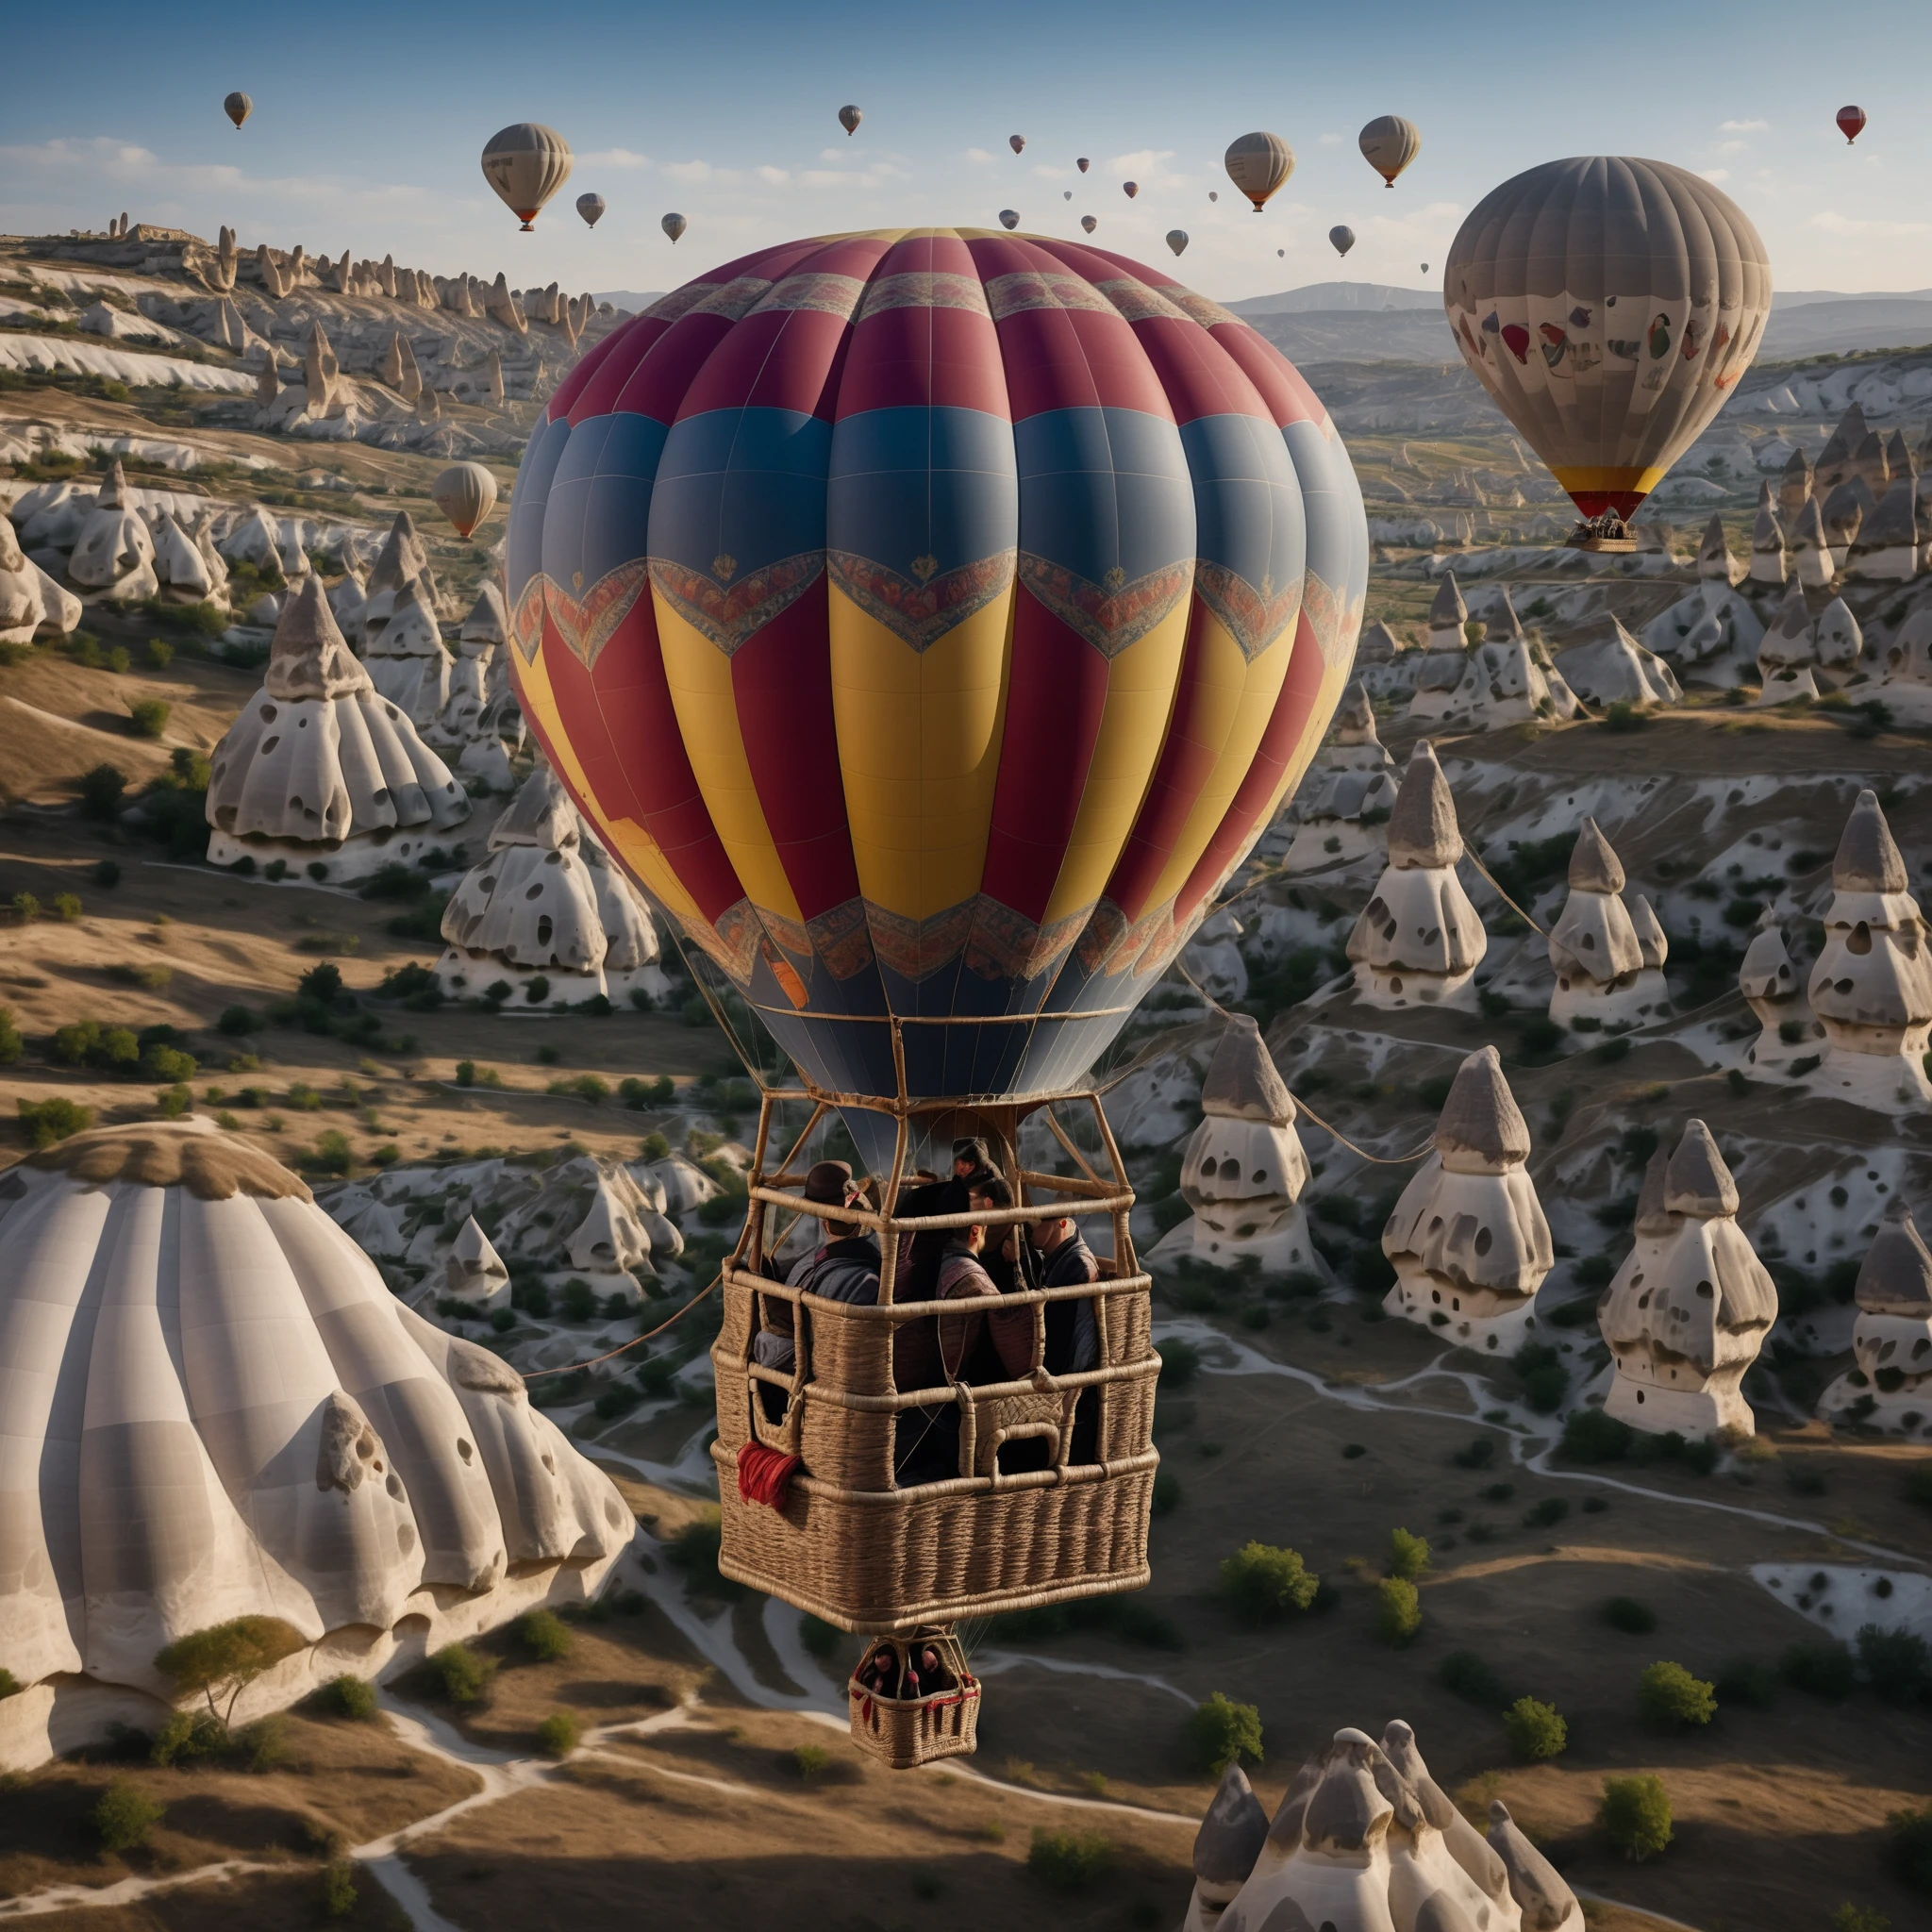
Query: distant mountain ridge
xmin=591 ymin=290 xmax=664 ymax=314
xmin=1225 ymin=282 xmax=1439 ymax=316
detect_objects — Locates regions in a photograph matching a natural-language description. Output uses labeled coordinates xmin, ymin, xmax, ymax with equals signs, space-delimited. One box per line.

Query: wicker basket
xmin=847 ymin=1627 xmax=980 ymax=1768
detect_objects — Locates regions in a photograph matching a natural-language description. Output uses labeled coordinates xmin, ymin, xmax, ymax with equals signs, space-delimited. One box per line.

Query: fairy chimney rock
xmin=1749 ymin=497 xmax=1788 ymax=585
xmin=1790 ymin=497 xmax=1834 ymax=590
xmin=304 ymin=319 xmax=340 ymax=414
xmin=1182 ymin=1764 xmax=1270 ymax=1929
xmin=1488 ymin=1802 xmax=1583 ymax=1931
xmin=1820 ymin=1208 xmax=1932 ymax=1438
xmin=1739 ymin=907 xmax=1809 ymax=1068
xmin=1387 ymin=741 xmax=1461 ymax=867
xmin=444 ymin=1216 xmax=511 ymax=1311
xmin=1426 ymin=571 xmax=1469 ymax=649
xmin=1778 ymin=448 xmax=1813 ymax=520
xmin=1697 ymin=513 xmax=1737 ymax=583
xmin=1547 ymin=820 xmax=1666 ymax=1026
xmin=1849 ymin=475 xmax=1920 ymax=582
xmin=1280 ymin=681 xmax=1400 ymax=871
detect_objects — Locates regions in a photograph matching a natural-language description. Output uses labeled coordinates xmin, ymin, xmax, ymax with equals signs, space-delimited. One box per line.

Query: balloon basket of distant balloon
xmin=1565 ymin=509 xmax=1636 ymax=553
xmin=709 ymin=1076 xmax=1160 ymax=1765
xmin=848 ymin=1627 xmax=981 ymax=1769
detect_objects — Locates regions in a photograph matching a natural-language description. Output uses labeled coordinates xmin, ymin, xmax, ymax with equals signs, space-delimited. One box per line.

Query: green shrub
xmin=0 ymin=1007 xmax=21 ymax=1065
xmin=1856 ymin=1624 xmax=1931 ymax=1703
xmin=1783 ymin=1641 xmax=1856 ymax=1699
xmin=1890 ymin=1803 xmax=1932 ymax=1894
xmin=429 ymin=1641 xmax=496 ymax=1705
xmin=1219 ymin=1541 xmax=1319 ymax=1622
xmin=53 ymin=892 xmax=82 ymax=921
xmin=1638 ymin=1660 xmax=1716 ymax=1730
xmin=155 ymin=1083 xmax=192 ymax=1120
xmin=10 ymin=891 xmax=39 ymax=922
xmin=145 ymin=638 xmax=174 ymax=669
xmin=1831 ymin=1905 xmax=1891 ymax=1932
xmin=324 ymin=1674 xmax=377 ymax=1721
xmin=535 ymin=1710 xmax=579 ymax=1757
xmin=311 ymin=1129 xmax=353 ymax=1176
xmin=1374 ymin=1576 xmax=1422 ymax=1646
xmin=517 ymin=1609 xmax=573 ymax=1662
xmin=142 ymin=1043 xmax=196 ymax=1081
xmin=149 ymin=1708 xmax=225 ymax=1765
xmin=640 ymin=1129 xmax=672 ymax=1159
xmin=93 ymin=1780 xmax=166 ymax=1853
xmin=1155 ymin=1339 xmax=1201 ymax=1388
xmin=1559 ymin=1407 xmax=1635 ymax=1463
xmin=1027 ymin=1826 xmax=1115 ymax=1891
xmin=1907 ymin=1465 xmax=1932 ymax=1510
xmin=560 ymin=1277 xmax=598 ymax=1321
xmin=1713 ymin=1656 xmax=1776 ymax=1708
xmin=1387 ymin=1526 xmax=1430 ymax=1580
xmin=791 ymin=1740 xmax=831 ymax=1781
xmin=1187 ymin=1691 xmax=1263 ymax=1775
xmin=239 ymin=1714 xmax=291 ymax=1771
xmin=1502 ymin=1696 xmax=1568 ymax=1761
xmin=0 ymin=1667 xmax=21 ymax=1699
xmin=127 ymin=698 xmax=171 ymax=739
xmin=321 ymin=1858 xmax=358 ymax=1918
xmin=19 ymin=1096 xmax=94 ymax=1147
xmin=1604 ymin=1595 xmax=1657 ymax=1634
xmin=1438 ymin=1651 xmax=1503 ymax=1707
xmin=80 ymin=762 xmax=128 ymax=820
xmin=1600 ymin=1774 xmax=1673 ymax=1862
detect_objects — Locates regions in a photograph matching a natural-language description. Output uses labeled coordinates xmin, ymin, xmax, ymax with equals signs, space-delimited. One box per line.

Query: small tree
xmin=1188 ymin=1691 xmax=1263 ymax=1776
xmin=154 ymin=1617 xmax=306 ymax=1729
xmin=321 ymin=1858 xmax=358 ymax=1918
xmin=1387 ymin=1526 xmax=1431 ymax=1580
xmin=516 ymin=1609 xmax=573 ymax=1662
xmin=324 ymin=1674 xmax=377 ymax=1721
xmin=1502 ymin=1696 xmax=1568 ymax=1761
xmin=430 ymin=1641 xmax=495 ymax=1705
xmin=94 ymin=1781 xmax=166 ymax=1854
xmin=1374 ymin=1576 xmax=1422 ymax=1647
xmin=1601 ymin=1774 xmax=1673 ymax=1861
xmin=535 ymin=1710 xmax=579 ymax=1758
xmin=1219 ymin=1541 xmax=1320 ymax=1622
xmin=1857 ymin=1624 xmax=1931 ymax=1704
xmin=1637 ymin=1660 xmax=1716 ymax=1732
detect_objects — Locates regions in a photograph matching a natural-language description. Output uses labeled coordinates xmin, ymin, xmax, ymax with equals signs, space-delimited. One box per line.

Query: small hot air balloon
xmin=1224 ymin=131 xmax=1295 ymax=212
xmin=1208 ymin=191 xmax=1218 ymax=203
xmin=1081 ymin=215 xmax=1098 ymax=233
xmin=224 ymin=92 xmax=252 ymax=131
xmin=1358 ymin=114 xmax=1421 ymax=188
xmin=1123 ymin=180 xmax=1139 ymax=199
xmin=1064 ymin=191 xmax=1073 ymax=201
xmin=1166 ymin=230 xmax=1189 ymax=258
xmin=662 ymin=212 xmax=687 ymax=243
xmin=1420 ymin=262 xmax=1428 ymax=275
xmin=839 ymin=104 xmax=862 ymax=137
xmin=1009 ymin=135 xmax=1025 ymax=156
xmin=1329 ymin=225 xmax=1355 ymax=258
xmin=1277 ymin=248 xmax=1285 ymax=258
xmin=431 ymin=462 xmax=498 ymax=540
xmin=1837 ymin=105 xmax=1867 ymax=144
xmin=998 ymin=209 xmax=1020 ymax=231
xmin=576 ymin=192 xmax=606 ymax=229
xmin=1076 ymin=157 xmax=1090 ymax=173
xmin=481 ymin=123 xmax=574 ymax=233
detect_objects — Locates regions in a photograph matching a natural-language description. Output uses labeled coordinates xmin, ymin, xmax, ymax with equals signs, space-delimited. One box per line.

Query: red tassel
xmin=737 ymin=1441 xmax=802 ymax=1508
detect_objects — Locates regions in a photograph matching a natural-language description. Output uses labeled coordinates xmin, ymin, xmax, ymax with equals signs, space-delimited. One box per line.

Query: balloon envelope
xmin=1166 ymin=230 xmax=1189 ymax=257
xmin=1063 ymin=192 xmax=1073 ymax=201
xmin=1076 ymin=158 xmax=1090 ymax=173
xmin=482 ymin=123 xmax=574 ymax=232
xmin=224 ymin=91 xmax=252 ymax=130
xmin=662 ymin=212 xmax=688 ymax=243
xmin=998 ymin=209 xmax=1020 ymax=230
xmin=431 ymin=462 xmax=499 ymax=540
xmin=576 ymin=192 xmax=606 ymax=228
xmin=1224 ymin=131 xmax=1294 ymax=212
xmin=1081 ymin=215 xmax=1098 ymax=233
xmin=1837 ymin=105 xmax=1866 ymax=143
xmin=1208 ymin=192 xmax=1218 ymax=203
xmin=1358 ymin=114 xmax=1421 ymax=188
xmin=1009 ymin=135 xmax=1025 ymax=155
xmin=1329 ymin=225 xmax=1355 ymax=258
xmin=507 ymin=229 xmax=1368 ymax=1106
xmin=1123 ymin=181 xmax=1139 ymax=199
xmin=840 ymin=105 xmax=862 ymax=136
xmin=1443 ymin=156 xmax=1771 ymax=520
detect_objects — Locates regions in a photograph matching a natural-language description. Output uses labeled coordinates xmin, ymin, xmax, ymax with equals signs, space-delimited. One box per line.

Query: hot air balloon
xmin=1166 ymin=230 xmax=1189 ymax=257
xmin=1444 ymin=156 xmax=1771 ymax=546
xmin=1420 ymin=263 xmax=1428 ymax=275
xmin=1076 ymin=157 xmax=1090 ymax=173
xmin=1358 ymin=114 xmax=1421 ymax=188
xmin=505 ymin=230 xmax=1366 ymax=1762
xmin=1224 ymin=131 xmax=1294 ymax=212
xmin=431 ymin=461 xmax=499 ymax=540
xmin=1329 ymin=225 xmax=1355 ymax=258
xmin=1123 ymin=180 xmax=1139 ymax=199
xmin=1277 ymin=248 xmax=1285 ymax=258
xmin=1063 ymin=192 xmax=1073 ymax=201
xmin=1837 ymin=105 xmax=1866 ymax=144
xmin=481 ymin=124 xmax=574 ymax=233
xmin=840 ymin=104 xmax=862 ymax=136
xmin=576 ymin=192 xmax=606 ymax=229
xmin=662 ymin=212 xmax=687 ymax=243
xmin=1008 ymin=135 xmax=1025 ymax=156
xmin=998 ymin=209 xmax=1020 ymax=231
xmin=1082 ymin=215 xmax=1098 ymax=233
xmin=224 ymin=92 xmax=252 ymax=131
xmin=1208 ymin=192 xmax=1218 ymax=203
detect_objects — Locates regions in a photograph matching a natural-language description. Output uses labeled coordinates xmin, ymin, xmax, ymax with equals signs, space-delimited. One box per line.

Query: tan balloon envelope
xmin=432 ymin=462 xmax=499 ymax=540
xmin=575 ymin=193 xmax=605 ymax=228
xmin=224 ymin=91 xmax=252 ymax=130
xmin=661 ymin=212 xmax=687 ymax=243
xmin=1224 ymin=130 xmax=1293 ymax=211
xmin=1358 ymin=114 xmax=1420 ymax=187
xmin=480 ymin=123 xmax=574 ymax=231
xmin=1442 ymin=156 xmax=1772 ymax=521
xmin=839 ymin=105 xmax=862 ymax=135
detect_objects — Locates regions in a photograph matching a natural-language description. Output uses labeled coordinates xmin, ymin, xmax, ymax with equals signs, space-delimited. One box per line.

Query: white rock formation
xmin=1748 ymin=492 xmax=1788 ymax=586
xmin=1696 ymin=512 xmax=1740 ymax=585
xmin=1817 ymin=1209 xmax=1932 ymax=1439
xmin=1813 ymin=595 xmax=1863 ymax=678
xmin=66 ymin=460 xmax=158 ymax=598
xmin=1790 ymin=496 xmax=1835 ymax=589
xmin=304 ymin=320 xmax=340 ymax=416
xmin=220 ymin=503 xmax=283 ymax=571
xmin=1430 ymin=594 xmax=1579 ymax=728
xmin=327 ymin=566 xmax=368 ymax=637
xmin=1739 ymin=907 xmax=1811 ymax=1069
xmin=0 ymin=517 xmax=82 ymax=642
xmin=1282 ymin=682 xmax=1400 ymax=871
xmin=1345 ymin=741 xmax=1485 ymax=1009
xmin=494 ymin=1154 xmax=679 ymax=1289
xmin=1150 ymin=1015 xmax=1327 ymax=1281
xmin=1407 ymin=574 xmax=1471 ymax=721
xmin=1181 ymin=1765 xmax=1269 ymax=1932
xmin=205 ymin=575 xmax=469 ymax=880
xmin=1879 ymin=598 xmax=1932 ymax=723
xmin=443 ymin=1215 xmax=511 ymax=1313
xmin=1546 ymin=820 xmax=1669 ymax=1027
xmin=577 ymin=823 xmax=672 ymax=1005
xmin=1807 ymin=789 xmax=1932 ymax=1107
xmin=1381 ymin=1045 xmax=1553 ymax=1352
xmin=434 ymin=764 xmax=608 ymax=1003
xmin=1598 ymin=1124 xmax=1776 ymax=1437
xmin=365 ymin=576 xmax=450 ymax=729
xmin=1551 ymin=619 xmax=1680 ymax=709
xmin=1849 ymin=475 xmax=1920 ymax=582
xmin=1757 ymin=582 xmax=1821 ymax=703
xmin=361 ymin=511 xmax=436 ymax=647
xmin=0 ymin=1119 xmax=629 ymax=1774
xmin=1642 ymin=576 xmax=1764 ymax=683
xmin=149 ymin=511 xmax=223 ymax=605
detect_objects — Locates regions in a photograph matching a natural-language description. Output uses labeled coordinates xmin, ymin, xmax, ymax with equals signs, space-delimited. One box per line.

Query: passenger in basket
xmin=974 ymin=1176 xmax=1041 ymax=1379
xmin=892 ymin=1200 xmax=1003 ymax=1482
xmin=751 ymin=1159 xmax=878 ymax=1374
xmin=1031 ymin=1214 xmax=1101 ymax=1374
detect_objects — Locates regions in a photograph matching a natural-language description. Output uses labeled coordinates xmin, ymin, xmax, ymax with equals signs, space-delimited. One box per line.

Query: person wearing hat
xmin=751 ymin=1159 xmax=880 ymax=1374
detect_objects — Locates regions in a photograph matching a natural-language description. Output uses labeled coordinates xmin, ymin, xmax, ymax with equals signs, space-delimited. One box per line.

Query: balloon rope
xmin=521 ymin=1272 xmax=721 ymax=1380
xmin=1458 ymin=847 xmax=1549 ymax=938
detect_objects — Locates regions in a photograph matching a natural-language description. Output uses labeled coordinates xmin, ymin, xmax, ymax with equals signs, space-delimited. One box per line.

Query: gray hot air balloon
xmin=839 ymin=105 xmax=862 ymax=136
xmin=1123 ymin=180 xmax=1139 ymax=199
xmin=1064 ymin=191 xmax=1073 ymax=201
xmin=431 ymin=462 xmax=498 ymax=540
xmin=1009 ymin=135 xmax=1026 ymax=156
xmin=998 ymin=209 xmax=1020 ymax=231
xmin=1329 ymin=225 xmax=1356 ymax=258
xmin=1208 ymin=191 xmax=1218 ymax=202
xmin=481 ymin=124 xmax=574 ymax=232
xmin=1443 ymin=156 xmax=1772 ymax=534
xmin=224 ymin=92 xmax=252 ymax=131
xmin=576 ymin=192 xmax=606 ymax=229
xmin=1359 ymin=114 xmax=1421 ymax=188
xmin=1076 ymin=157 xmax=1090 ymax=174
xmin=1166 ymin=230 xmax=1189 ymax=257
xmin=1421 ymin=263 xmax=1428 ymax=274
xmin=1224 ymin=131 xmax=1294 ymax=212
xmin=661 ymin=212 xmax=687 ymax=243
xmin=1081 ymin=215 xmax=1098 ymax=234
xmin=1276 ymin=248 xmax=1285 ymax=258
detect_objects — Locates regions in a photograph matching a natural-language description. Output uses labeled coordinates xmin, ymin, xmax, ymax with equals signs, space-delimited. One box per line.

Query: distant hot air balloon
xmin=1208 ymin=192 xmax=1218 ymax=203
xmin=1064 ymin=191 xmax=1073 ymax=201
xmin=1420 ymin=263 xmax=1428 ymax=275
xmin=1224 ymin=131 xmax=1295 ymax=213
xmin=1837 ymin=105 xmax=1866 ymax=144
xmin=840 ymin=104 xmax=862 ymax=136
xmin=1444 ymin=156 xmax=1772 ymax=534
xmin=1329 ymin=225 xmax=1355 ymax=258
xmin=481 ymin=124 xmax=574 ymax=232
xmin=1358 ymin=115 xmax=1421 ymax=188
xmin=1277 ymin=248 xmax=1285 ymax=258
xmin=1081 ymin=215 xmax=1098 ymax=233
xmin=431 ymin=462 xmax=499 ymax=540
xmin=1009 ymin=135 xmax=1025 ymax=156
xmin=998 ymin=209 xmax=1020 ymax=230
xmin=576 ymin=192 xmax=606 ymax=229
xmin=1123 ymin=181 xmax=1139 ymax=199
xmin=661 ymin=212 xmax=687 ymax=243
xmin=224 ymin=92 xmax=252 ymax=131
xmin=1076 ymin=157 xmax=1090 ymax=174
xmin=1166 ymin=230 xmax=1189 ymax=258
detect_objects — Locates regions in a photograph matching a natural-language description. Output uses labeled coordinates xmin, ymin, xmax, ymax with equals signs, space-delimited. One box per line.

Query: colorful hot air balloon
xmin=224 ymin=92 xmax=252 ymax=131
xmin=1224 ymin=131 xmax=1294 ymax=212
xmin=1008 ymin=135 xmax=1026 ymax=156
xmin=481 ymin=124 xmax=574 ymax=233
xmin=1329 ymin=225 xmax=1355 ymax=258
xmin=1081 ymin=215 xmax=1098 ymax=233
xmin=662 ymin=212 xmax=687 ymax=243
xmin=1123 ymin=180 xmax=1139 ymax=199
xmin=431 ymin=461 xmax=499 ymax=540
xmin=998 ymin=209 xmax=1020 ymax=231
xmin=1444 ymin=157 xmax=1771 ymax=531
xmin=1358 ymin=115 xmax=1421 ymax=188
xmin=1837 ymin=105 xmax=1866 ymax=144
xmin=1166 ymin=230 xmax=1189 ymax=257
xmin=506 ymin=228 xmax=1367 ymax=1110
xmin=840 ymin=105 xmax=862 ymax=136
xmin=1076 ymin=157 xmax=1090 ymax=174
xmin=576 ymin=192 xmax=606 ymax=229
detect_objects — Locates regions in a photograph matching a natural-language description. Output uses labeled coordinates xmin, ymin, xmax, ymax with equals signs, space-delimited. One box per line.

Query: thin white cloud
xmin=1720 ymin=119 xmax=1770 ymax=133
xmin=1701 ymin=168 xmax=1732 ymax=184
xmin=1030 ymin=164 xmax=1070 ymax=181
xmin=964 ymin=147 xmax=995 ymax=164
xmin=1810 ymin=209 xmax=1931 ymax=238
xmin=756 ymin=166 xmax=791 ymax=187
xmin=1717 ymin=141 xmax=1745 ymax=156
xmin=583 ymin=148 xmax=651 ymax=171
xmin=1318 ymin=132 xmax=1343 ymax=146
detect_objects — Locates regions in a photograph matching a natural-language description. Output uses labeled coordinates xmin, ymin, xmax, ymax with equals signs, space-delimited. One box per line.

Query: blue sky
xmin=5 ymin=0 xmax=1928 ymax=302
